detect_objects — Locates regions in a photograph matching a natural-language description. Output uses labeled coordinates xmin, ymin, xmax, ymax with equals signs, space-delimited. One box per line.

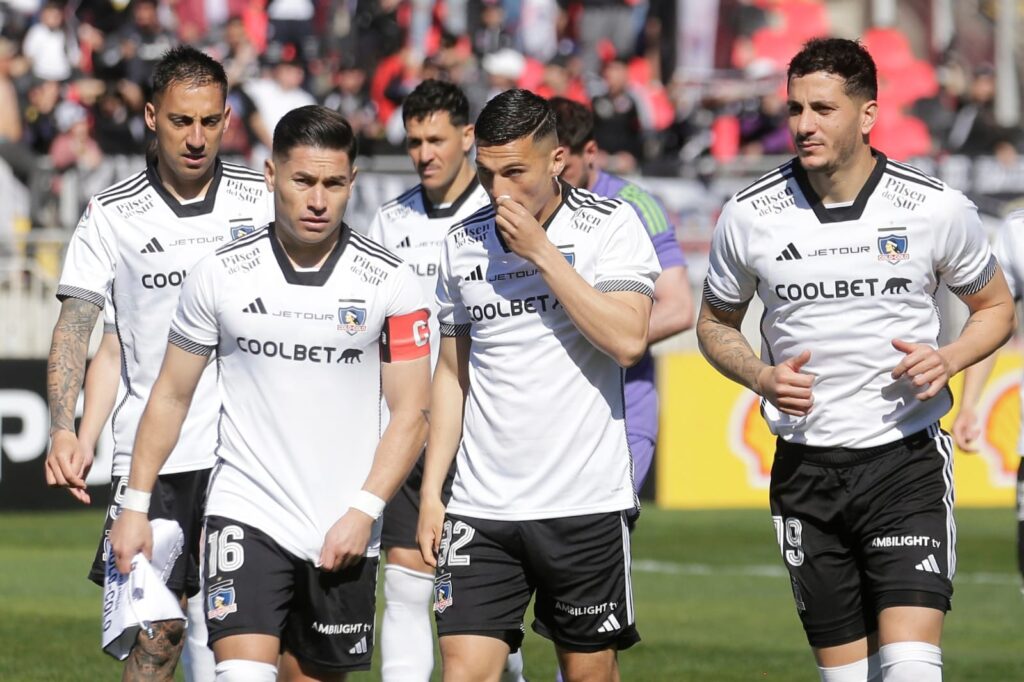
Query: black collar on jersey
xmin=493 ymin=178 xmax=567 ymax=254
xmin=792 ymin=149 xmax=887 ymax=224
xmin=268 ymin=221 xmax=350 ymax=286
xmin=146 ymin=158 xmax=223 ymax=218
xmin=422 ymin=176 xmax=481 ymax=219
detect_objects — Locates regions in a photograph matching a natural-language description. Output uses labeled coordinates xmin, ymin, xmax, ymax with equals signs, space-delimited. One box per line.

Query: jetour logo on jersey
xmin=338 ymin=302 xmax=368 ymax=335
xmin=878 ymin=229 xmax=910 ymax=264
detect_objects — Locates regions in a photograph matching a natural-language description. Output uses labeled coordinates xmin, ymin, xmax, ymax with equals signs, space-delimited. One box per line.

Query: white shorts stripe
xmin=929 ymin=423 xmax=957 ymax=579
xmin=620 ymin=514 xmax=634 ymax=625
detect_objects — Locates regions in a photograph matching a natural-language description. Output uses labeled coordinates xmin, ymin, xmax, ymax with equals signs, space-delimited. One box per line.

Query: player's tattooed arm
xmin=123 ymin=618 xmax=185 ymax=681
xmin=695 ymin=297 xmax=765 ymax=393
xmin=47 ymin=297 xmax=101 ymax=433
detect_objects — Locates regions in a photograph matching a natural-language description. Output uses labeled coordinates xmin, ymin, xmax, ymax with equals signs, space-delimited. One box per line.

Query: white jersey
xmin=436 ymin=183 xmax=660 ymax=521
xmin=367 ymin=177 xmax=491 ymax=368
xmin=170 ymin=224 xmax=429 ymax=563
xmin=57 ymin=160 xmax=274 ymax=476
xmin=992 ymin=211 xmax=1024 ymax=454
xmin=705 ymin=152 xmax=995 ymax=448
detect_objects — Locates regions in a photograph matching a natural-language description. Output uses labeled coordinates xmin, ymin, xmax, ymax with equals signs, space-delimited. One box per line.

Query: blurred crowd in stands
xmin=0 ymin=0 xmax=1020 ymax=228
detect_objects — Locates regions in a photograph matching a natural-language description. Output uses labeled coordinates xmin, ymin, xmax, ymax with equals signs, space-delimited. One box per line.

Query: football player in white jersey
xmin=952 ymin=209 xmax=1024 ymax=596
xmin=366 ymin=80 xmax=503 ymax=682
xmin=698 ymin=38 xmax=1014 ymax=682
xmin=46 ymin=46 xmax=271 ymax=679
xmin=417 ymin=89 xmax=660 ymax=682
xmin=110 ymin=105 xmax=432 ymax=682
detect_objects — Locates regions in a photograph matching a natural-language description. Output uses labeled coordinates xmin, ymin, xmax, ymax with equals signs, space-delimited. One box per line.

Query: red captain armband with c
xmin=380 ymin=308 xmax=431 ymax=362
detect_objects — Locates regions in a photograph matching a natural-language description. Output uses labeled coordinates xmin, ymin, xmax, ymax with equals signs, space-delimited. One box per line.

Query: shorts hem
xmin=805 ymin=627 xmax=875 ymax=649
xmin=280 ymin=650 xmax=372 ymax=674
xmin=436 ymin=626 xmax=524 ymax=651
xmin=532 ymin=621 xmax=641 ymax=653
xmin=380 ymin=536 xmax=419 ymax=550
xmin=207 ymin=625 xmax=281 ymax=646
xmin=876 ymin=589 xmax=951 ymax=613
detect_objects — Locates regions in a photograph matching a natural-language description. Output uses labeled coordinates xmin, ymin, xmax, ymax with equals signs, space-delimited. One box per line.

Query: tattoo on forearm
xmin=123 ymin=619 xmax=184 ymax=681
xmin=47 ymin=298 xmax=100 ymax=433
xmin=696 ymin=314 xmax=765 ymax=392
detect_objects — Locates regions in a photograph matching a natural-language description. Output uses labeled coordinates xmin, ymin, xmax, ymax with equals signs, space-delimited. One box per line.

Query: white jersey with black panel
xmin=992 ymin=210 xmax=1024 ymax=454
xmin=170 ymin=224 xmax=429 ymax=563
xmin=367 ymin=177 xmax=491 ymax=368
xmin=435 ymin=182 xmax=661 ymax=521
xmin=57 ymin=160 xmax=274 ymax=476
xmin=704 ymin=151 xmax=995 ymax=448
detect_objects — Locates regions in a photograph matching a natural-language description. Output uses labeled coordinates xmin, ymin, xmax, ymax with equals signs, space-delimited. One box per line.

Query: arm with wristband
xmin=318 ymin=306 xmax=432 ymax=572
xmin=108 ymin=344 xmax=208 ymax=574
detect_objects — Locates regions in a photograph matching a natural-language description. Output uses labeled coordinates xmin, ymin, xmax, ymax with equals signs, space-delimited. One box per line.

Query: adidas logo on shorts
xmin=348 ymin=636 xmax=367 ymax=655
xmin=596 ymin=613 xmax=621 ymax=634
xmin=915 ymin=554 xmax=941 ymax=573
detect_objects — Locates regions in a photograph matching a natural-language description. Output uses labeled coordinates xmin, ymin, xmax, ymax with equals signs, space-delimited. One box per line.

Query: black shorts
xmin=204 ymin=516 xmax=379 ymax=673
xmin=381 ymin=451 xmax=455 ymax=550
xmin=88 ymin=469 xmax=211 ymax=597
xmin=769 ymin=424 xmax=955 ymax=648
xmin=433 ymin=511 xmax=640 ymax=654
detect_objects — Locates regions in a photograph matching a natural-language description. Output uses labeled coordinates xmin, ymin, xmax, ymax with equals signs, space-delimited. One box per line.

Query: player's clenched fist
xmin=109 ymin=510 xmax=152 ymax=575
xmin=319 ymin=509 xmax=374 ymax=572
xmin=756 ymin=350 xmax=815 ymax=417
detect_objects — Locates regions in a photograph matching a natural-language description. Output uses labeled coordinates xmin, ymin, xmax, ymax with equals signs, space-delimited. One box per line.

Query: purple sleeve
xmin=651 ymin=226 xmax=687 ymax=269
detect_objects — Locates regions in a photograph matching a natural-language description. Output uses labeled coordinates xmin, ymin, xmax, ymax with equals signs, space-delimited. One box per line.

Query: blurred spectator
xmin=591 ymin=57 xmax=641 ymax=172
xmin=92 ymin=84 xmax=145 ymax=155
xmin=737 ymin=63 xmax=789 ymax=157
xmin=220 ymin=86 xmax=269 ymax=163
xmin=50 ymin=100 xmax=102 ymax=171
xmin=266 ymin=0 xmax=317 ymax=61
xmin=322 ymin=54 xmax=380 ymax=152
xmin=946 ymin=64 xmax=1018 ymax=158
xmin=23 ymin=78 xmax=60 ymax=155
xmin=576 ymin=0 xmax=636 ymax=76
xmin=0 ymin=36 xmax=31 ymax=184
xmin=518 ymin=0 xmax=561 ymax=62
xmin=534 ymin=54 xmax=587 ymax=104
xmin=244 ymin=41 xmax=315 ymax=162
xmin=479 ymin=47 xmax=525 ymax=103
xmin=22 ymin=1 xmax=78 ymax=81
xmin=911 ymin=59 xmax=967 ymax=152
xmin=472 ymin=0 xmax=514 ymax=57
xmin=211 ymin=15 xmax=261 ymax=87
xmin=101 ymin=0 xmax=176 ymax=90
xmin=352 ymin=0 xmax=404 ymax=69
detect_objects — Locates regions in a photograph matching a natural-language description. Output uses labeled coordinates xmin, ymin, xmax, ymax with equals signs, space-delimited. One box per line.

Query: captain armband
xmin=380 ymin=308 xmax=431 ymax=362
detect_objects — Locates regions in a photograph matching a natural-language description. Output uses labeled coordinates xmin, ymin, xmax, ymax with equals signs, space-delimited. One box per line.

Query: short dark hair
xmin=787 ymin=38 xmax=877 ymax=101
xmin=475 ymin=89 xmax=556 ymax=147
xmin=549 ymin=97 xmax=594 ymax=153
xmin=403 ymin=79 xmax=470 ymax=127
xmin=151 ymin=46 xmax=228 ymax=102
xmin=273 ymin=105 xmax=358 ymax=162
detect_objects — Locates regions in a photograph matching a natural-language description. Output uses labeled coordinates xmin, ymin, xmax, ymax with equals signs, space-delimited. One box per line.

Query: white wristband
xmin=120 ymin=487 xmax=151 ymax=514
xmin=349 ymin=490 xmax=386 ymax=520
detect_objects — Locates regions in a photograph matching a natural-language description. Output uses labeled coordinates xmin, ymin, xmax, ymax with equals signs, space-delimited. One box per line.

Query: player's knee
xmin=384 ymin=563 xmax=434 ymax=608
xmin=817 ymin=654 xmax=880 ymax=682
xmin=559 ymin=650 xmax=617 ymax=682
xmin=214 ymin=659 xmax=277 ymax=682
xmin=878 ymin=642 xmax=941 ymax=682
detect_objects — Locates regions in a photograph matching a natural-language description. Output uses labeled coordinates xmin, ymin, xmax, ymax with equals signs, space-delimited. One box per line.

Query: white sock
xmin=879 ymin=642 xmax=942 ymax=682
xmin=500 ymin=649 xmax=526 ymax=682
xmin=182 ymin=592 xmax=215 ymax=682
xmin=381 ymin=564 xmax=436 ymax=682
xmin=819 ymin=653 xmax=881 ymax=681
xmin=214 ymin=659 xmax=277 ymax=682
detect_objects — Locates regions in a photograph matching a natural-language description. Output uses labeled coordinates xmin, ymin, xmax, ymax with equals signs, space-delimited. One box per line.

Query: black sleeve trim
xmin=169 ymin=329 xmax=215 ymax=356
xmin=56 ymin=285 xmax=105 ymax=308
xmin=596 ymin=279 xmax=655 ymax=298
xmin=440 ymin=322 xmax=471 ymax=337
xmin=702 ymin=279 xmax=745 ymax=312
xmin=948 ymin=255 xmax=997 ymax=297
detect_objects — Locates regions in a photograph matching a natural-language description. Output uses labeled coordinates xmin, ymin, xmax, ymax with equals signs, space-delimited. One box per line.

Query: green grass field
xmin=1 ymin=508 xmax=1021 ymax=681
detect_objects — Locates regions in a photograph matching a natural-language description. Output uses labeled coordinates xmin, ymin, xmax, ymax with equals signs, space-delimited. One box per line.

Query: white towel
xmin=101 ymin=518 xmax=186 ymax=660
